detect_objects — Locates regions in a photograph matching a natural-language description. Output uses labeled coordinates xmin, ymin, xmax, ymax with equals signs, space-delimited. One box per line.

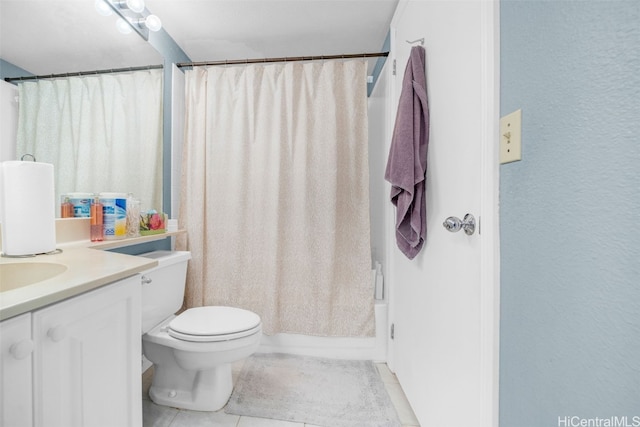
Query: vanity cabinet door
xmin=32 ymin=275 xmax=141 ymax=427
xmin=0 ymin=312 xmax=34 ymax=427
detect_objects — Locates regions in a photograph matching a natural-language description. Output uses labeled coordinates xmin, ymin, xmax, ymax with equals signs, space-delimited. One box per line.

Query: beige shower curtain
xmin=177 ymin=59 xmax=374 ymax=337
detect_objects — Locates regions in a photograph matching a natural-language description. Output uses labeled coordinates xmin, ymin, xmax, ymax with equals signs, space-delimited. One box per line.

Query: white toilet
xmin=138 ymin=250 xmax=262 ymax=411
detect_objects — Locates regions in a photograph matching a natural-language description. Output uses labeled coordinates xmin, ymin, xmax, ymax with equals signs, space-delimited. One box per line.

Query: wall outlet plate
xmin=500 ymin=109 xmax=522 ymax=164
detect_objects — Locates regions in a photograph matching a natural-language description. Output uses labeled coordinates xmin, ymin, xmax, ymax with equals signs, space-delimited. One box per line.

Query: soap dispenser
xmin=60 ymin=196 xmax=73 ymax=218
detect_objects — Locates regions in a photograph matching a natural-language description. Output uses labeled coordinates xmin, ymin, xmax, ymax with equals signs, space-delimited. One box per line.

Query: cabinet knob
xmin=10 ymin=340 xmax=34 ymax=360
xmin=47 ymin=325 xmax=67 ymax=342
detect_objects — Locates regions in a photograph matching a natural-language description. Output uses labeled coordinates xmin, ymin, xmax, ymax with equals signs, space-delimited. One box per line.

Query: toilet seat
xmin=168 ymin=306 xmax=261 ymax=342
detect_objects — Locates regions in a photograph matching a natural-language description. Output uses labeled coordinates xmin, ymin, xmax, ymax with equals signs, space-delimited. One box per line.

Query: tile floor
xmin=142 ymin=359 xmax=420 ymax=427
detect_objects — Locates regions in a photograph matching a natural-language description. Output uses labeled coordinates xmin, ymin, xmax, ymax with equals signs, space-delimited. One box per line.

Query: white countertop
xmin=0 ymin=247 xmax=158 ymax=321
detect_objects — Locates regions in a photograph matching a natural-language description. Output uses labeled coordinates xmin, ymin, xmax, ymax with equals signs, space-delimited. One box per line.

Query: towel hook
xmin=406 ymin=38 xmax=425 ymax=46
xmin=20 ymin=153 xmax=36 ymax=162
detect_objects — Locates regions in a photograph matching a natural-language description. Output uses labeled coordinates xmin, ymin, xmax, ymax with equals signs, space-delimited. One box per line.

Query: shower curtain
xmin=177 ymin=59 xmax=374 ymax=337
xmin=16 ymin=69 xmax=163 ymax=210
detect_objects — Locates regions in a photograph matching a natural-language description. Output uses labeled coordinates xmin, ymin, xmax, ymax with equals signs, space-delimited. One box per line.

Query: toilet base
xmin=149 ymin=362 xmax=233 ymax=411
xmin=141 ymin=312 xmax=261 ymax=411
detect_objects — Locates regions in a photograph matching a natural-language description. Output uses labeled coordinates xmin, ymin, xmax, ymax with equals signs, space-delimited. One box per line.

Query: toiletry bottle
xmin=90 ymin=196 xmax=104 ymax=242
xmin=60 ymin=196 xmax=73 ymax=218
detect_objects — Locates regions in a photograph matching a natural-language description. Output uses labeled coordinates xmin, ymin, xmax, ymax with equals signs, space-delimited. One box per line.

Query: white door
xmin=32 ymin=276 xmax=142 ymax=427
xmin=386 ymin=1 xmax=500 ymax=427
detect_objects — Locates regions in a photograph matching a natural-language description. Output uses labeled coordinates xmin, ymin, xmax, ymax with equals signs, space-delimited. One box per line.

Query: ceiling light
xmin=144 ymin=15 xmax=162 ymax=32
xmin=125 ymin=0 xmax=145 ymax=14
xmin=97 ymin=0 xmax=161 ymax=41
xmin=116 ymin=18 xmax=133 ymax=35
xmin=95 ymin=0 xmax=113 ymax=16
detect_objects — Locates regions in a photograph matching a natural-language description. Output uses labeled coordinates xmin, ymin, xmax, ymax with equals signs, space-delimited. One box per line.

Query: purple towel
xmin=384 ymin=46 xmax=429 ymax=259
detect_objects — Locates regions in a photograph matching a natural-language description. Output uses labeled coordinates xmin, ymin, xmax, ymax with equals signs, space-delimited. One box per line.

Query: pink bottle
xmin=90 ymin=197 xmax=104 ymax=242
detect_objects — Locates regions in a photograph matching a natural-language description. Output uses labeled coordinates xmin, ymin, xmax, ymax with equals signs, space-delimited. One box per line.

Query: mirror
xmin=0 ymin=0 xmax=165 ymax=217
xmin=15 ymin=69 xmax=164 ymax=217
xmin=0 ymin=0 xmax=163 ymax=75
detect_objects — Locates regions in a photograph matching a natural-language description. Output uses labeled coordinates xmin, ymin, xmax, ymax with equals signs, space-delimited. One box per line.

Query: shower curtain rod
xmin=177 ymin=51 xmax=389 ymax=68
xmin=4 ymin=64 xmax=163 ymax=83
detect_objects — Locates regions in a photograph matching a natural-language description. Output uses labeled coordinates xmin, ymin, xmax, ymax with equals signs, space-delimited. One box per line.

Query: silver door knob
xmin=443 ymin=214 xmax=476 ymax=235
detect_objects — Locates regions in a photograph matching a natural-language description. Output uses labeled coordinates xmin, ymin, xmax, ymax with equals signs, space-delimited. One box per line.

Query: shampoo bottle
xmin=90 ymin=196 xmax=104 ymax=242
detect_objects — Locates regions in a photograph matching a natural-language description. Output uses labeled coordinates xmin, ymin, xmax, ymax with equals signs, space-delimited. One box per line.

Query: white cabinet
xmin=0 ymin=275 xmax=141 ymax=427
xmin=32 ymin=275 xmax=141 ymax=427
xmin=0 ymin=313 xmax=34 ymax=427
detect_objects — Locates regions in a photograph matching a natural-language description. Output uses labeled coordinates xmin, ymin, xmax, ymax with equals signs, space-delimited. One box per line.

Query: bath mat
xmin=225 ymin=353 xmax=401 ymax=427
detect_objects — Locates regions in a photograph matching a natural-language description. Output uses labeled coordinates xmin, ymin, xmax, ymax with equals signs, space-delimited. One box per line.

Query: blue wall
xmin=0 ymin=59 xmax=33 ymax=80
xmin=499 ymin=1 xmax=640 ymax=426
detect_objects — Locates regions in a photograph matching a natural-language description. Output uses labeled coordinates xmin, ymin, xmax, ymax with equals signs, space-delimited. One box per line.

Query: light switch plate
xmin=500 ymin=109 xmax=522 ymax=164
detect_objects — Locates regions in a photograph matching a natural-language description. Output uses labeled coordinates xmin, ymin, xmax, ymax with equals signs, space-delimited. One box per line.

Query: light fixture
xmin=97 ymin=0 xmax=162 ymax=41
xmin=126 ymin=15 xmax=162 ymax=34
xmin=125 ymin=0 xmax=145 ymax=14
xmin=144 ymin=15 xmax=162 ymax=32
xmin=95 ymin=0 xmax=113 ymax=16
xmin=116 ymin=17 xmax=133 ymax=34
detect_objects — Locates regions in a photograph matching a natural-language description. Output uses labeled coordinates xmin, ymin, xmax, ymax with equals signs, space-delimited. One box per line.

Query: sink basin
xmin=0 ymin=262 xmax=68 ymax=292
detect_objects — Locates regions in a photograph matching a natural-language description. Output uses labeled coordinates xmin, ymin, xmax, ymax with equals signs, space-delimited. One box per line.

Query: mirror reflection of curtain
xmin=16 ymin=69 xmax=163 ymax=211
xmin=177 ymin=60 xmax=374 ymax=337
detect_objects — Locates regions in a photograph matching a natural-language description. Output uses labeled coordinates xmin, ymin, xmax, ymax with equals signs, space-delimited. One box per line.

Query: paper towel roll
xmin=0 ymin=161 xmax=57 ymax=256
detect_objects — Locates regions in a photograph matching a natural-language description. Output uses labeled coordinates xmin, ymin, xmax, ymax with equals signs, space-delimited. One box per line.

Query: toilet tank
xmin=138 ymin=251 xmax=191 ymax=334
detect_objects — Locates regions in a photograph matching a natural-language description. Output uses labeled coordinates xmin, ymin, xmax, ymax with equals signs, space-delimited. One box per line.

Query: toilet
xmin=138 ymin=250 xmax=262 ymax=411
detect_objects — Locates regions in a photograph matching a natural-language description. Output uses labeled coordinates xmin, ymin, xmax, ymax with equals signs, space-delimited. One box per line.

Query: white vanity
xmin=0 ymin=248 xmax=157 ymax=427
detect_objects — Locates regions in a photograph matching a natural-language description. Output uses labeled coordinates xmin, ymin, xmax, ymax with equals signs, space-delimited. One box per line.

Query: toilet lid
xmin=168 ymin=306 xmax=261 ymax=342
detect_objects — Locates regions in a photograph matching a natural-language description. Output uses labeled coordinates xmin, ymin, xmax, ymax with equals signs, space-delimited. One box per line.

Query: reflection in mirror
xmin=0 ymin=0 xmax=164 ymax=76
xmin=15 ymin=69 xmax=164 ymax=216
xmin=1 ymin=0 xmax=167 ymax=219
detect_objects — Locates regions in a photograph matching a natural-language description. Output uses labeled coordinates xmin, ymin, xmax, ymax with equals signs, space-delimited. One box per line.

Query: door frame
xmin=478 ymin=1 xmax=501 ymax=425
xmin=386 ymin=1 xmax=500 ymax=426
